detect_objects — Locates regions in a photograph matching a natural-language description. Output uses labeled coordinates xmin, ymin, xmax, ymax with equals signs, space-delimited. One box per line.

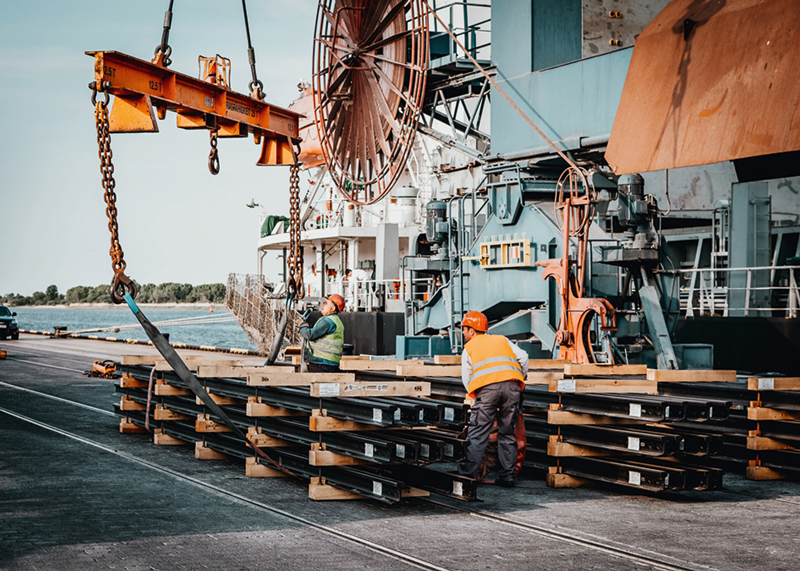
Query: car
xmin=0 ymin=305 xmax=19 ymax=340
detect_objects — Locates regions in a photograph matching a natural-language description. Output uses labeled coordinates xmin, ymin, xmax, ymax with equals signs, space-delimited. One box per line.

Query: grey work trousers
xmin=457 ymin=380 xmax=522 ymax=480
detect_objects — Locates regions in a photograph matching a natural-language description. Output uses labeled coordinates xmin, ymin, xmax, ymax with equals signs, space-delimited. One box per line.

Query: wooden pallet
xmin=245 ymin=457 xmax=288 ymax=478
xmin=748 ymin=377 xmax=800 ymax=391
xmin=246 ymin=397 xmax=308 ymax=417
xmin=309 ymin=409 xmax=384 ymax=432
xmin=247 ymin=372 xmax=355 ymax=387
xmin=340 ymin=359 xmax=423 ymax=371
xmin=308 ymin=443 xmax=369 ymax=466
xmin=747 ymin=404 xmax=800 ymax=422
xmin=646 ymin=369 xmax=737 ymax=383
xmin=549 ymin=378 xmax=658 ymax=394
xmin=396 ymin=364 xmax=461 ymax=377
xmin=195 ymin=441 xmax=229 ymax=460
xmin=309 ymin=380 xmax=430 ymax=398
xmin=546 ymin=466 xmax=594 ymax=488
xmin=564 ymin=363 xmax=647 ymax=376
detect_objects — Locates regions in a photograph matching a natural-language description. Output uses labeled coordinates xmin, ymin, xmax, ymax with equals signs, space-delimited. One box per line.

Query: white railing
xmin=314 ymin=277 xmax=437 ymax=311
xmin=677 ymin=265 xmax=800 ymax=318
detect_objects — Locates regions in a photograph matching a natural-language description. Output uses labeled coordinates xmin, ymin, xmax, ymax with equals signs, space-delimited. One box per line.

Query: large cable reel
xmin=312 ymin=0 xmax=429 ymax=205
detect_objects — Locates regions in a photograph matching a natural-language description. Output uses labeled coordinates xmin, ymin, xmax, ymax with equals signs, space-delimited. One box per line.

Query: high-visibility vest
xmin=465 ymin=334 xmax=524 ymax=398
xmin=308 ymin=315 xmax=345 ymax=364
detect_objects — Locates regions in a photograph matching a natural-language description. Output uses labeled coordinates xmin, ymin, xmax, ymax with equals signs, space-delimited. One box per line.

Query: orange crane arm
xmin=87 ymin=50 xmax=301 ymax=165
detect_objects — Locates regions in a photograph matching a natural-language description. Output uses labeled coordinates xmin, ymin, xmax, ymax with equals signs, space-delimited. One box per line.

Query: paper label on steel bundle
xmin=317 ymin=383 xmax=340 ymax=396
xmin=364 ymin=443 xmax=374 ymax=458
xmin=396 ymin=444 xmax=405 ymax=459
xmin=373 ymin=408 xmax=383 ymax=422
xmin=758 ymin=378 xmax=775 ymax=390
xmin=628 ymin=471 xmax=641 ymax=486
xmin=453 ymin=481 xmax=464 ymax=496
xmin=373 ymin=481 xmax=382 ymax=496
xmin=627 ymin=437 xmax=640 ymax=451
xmin=444 ymin=444 xmax=454 ymax=457
xmin=444 ymin=407 xmax=455 ymax=421
xmin=420 ymin=443 xmax=430 ymax=458
xmin=629 ymin=403 xmax=642 ymax=418
xmin=558 ymin=379 xmax=577 ymax=392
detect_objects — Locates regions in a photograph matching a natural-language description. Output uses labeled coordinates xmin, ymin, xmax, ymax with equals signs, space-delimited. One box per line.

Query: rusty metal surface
xmin=605 ymin=0 xmax=800 ymax=175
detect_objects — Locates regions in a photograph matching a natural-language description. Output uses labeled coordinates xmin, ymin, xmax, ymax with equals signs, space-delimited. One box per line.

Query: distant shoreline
xmin=9 ymin=303 xmax=228 ymax=310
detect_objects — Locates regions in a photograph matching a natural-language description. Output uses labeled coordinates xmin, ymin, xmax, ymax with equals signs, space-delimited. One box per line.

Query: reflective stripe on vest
xmin=465 ymin=334 xmax=524 ymax=397
xmin=308 ymin=314 xmax=345 ymax=364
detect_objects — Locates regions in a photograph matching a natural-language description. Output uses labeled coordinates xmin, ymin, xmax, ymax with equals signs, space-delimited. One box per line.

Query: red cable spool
xmin=312 ymin=0 xmax=429 ymax=205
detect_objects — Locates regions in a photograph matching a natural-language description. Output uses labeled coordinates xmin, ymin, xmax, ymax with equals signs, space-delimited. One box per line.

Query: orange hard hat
xmin=327 ymin=294 xmax=345 ymax=313
xmin=460 ymin=311 xmax=488 ymax=332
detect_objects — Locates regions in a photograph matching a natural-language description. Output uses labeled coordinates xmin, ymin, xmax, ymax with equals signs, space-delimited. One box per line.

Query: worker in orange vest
xmin=457 ymin=311 xmax=528 ymax=487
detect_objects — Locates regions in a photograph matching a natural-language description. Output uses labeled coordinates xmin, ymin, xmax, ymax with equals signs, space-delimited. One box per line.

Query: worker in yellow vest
xmin=457 ymin=311 xmax=528 ymax=487
xmin=299 ymin=294 xmax=346 ymax=372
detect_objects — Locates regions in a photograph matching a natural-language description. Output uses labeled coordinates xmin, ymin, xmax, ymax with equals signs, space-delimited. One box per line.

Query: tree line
xmin=1 ymin=283 xmax=226 ymax=306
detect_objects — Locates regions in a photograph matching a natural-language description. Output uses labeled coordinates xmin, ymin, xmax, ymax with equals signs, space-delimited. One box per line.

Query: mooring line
xmin=0 ymin=406 xmax=455 ymax=571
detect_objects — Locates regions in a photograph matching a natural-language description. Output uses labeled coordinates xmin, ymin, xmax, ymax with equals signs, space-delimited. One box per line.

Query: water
xmin=11 ymin=307 xmax=258 ymax=351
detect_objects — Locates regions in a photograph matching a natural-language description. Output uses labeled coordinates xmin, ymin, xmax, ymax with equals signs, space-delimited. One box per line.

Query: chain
xmin=287 ymin=164 xmax=303 ymax=298
xmin=208 ymin=128 xmax=220 ymax=175
xmin=93 ymin=87 xmax=137 ymax=303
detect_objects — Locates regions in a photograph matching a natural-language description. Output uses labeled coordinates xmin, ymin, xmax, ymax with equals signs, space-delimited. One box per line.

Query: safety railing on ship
xmin=674 ymin=265 xmax=800 ymax=318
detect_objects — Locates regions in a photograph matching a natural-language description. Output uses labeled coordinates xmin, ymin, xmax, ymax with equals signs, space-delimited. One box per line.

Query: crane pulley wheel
xmin=312 ymin=0 xmax=429 ymax=205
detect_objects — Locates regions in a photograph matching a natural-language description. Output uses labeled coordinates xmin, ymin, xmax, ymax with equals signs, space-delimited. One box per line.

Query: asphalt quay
xmin=1 ymin=334 xmax=800 ymax=571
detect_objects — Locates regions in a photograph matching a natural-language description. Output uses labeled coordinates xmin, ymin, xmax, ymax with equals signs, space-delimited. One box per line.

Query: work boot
xmin=497 ymin=478 xmax=515 ymax=488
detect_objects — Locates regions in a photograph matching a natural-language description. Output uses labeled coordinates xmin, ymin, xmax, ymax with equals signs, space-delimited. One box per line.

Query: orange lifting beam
xmin=87 ymin=50 xmax=301 ymax=166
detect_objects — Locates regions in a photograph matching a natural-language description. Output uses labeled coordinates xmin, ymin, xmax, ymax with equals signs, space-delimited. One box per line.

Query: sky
xmin=0 ymin=0 xmax=318 ymax=296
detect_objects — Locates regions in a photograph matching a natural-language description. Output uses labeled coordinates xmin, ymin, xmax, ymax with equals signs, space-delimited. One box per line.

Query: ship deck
xmin=2 ymin=334 xmax=799 ymax=571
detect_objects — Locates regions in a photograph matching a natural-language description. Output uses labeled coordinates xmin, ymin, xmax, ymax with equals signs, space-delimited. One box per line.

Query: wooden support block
xmin=547 ymin=409 xmax=643 ymax=425
xmin=195 ymin=393 xmax=242 ymax=406
xmin=401 ymin=487 xmax=430 ymax=498
xmin=748 ymin=407 xmax=800 ymax=421
xmin=154 ymin=404 xmax=190 ymax=421
xmin=309 ymin=409 xmax=381 ymax=432
xmin=155 ymin=358 xmax=245 ymax=372
xmin=195 ymin=441 xmax=230 ymax=460
xmin=747 ymin=436 xmax=796 ymax=451
xmin=247 ymin=427 xmax=291 ymax=448
xmin=529 ymin=359 xmax=569 ymax=370
xmin=119 ymin=374 xmax=149 ymax=388
xmin=565 ymin=363 xmax=647 ymax=376
xmin=647 ymin=369 xmax=737 ymax=383
xmin=246 ymin=397 xmax=307 ymax=417
xmin=196 ymin=365 xmax=287 ymax=378
xmin=339 ymin=355 xmax=370 ymax=361
xmin=245 ymin=456 xmax=288 ymax=478
xmin=310 ymin=380 xmax=430 ymax=398
xmin=746 ymin=465 xmax=787 ymax=481
xmin=434 ymin=355 xmax=461 ymax=365
xmin=547 ymin=439 xmax=612 ymax=457
xmin=119 ymin=417 xmax=146 ymax=433
xmin=291 ymin=355 xmax=302 ymax=366
xmin=546 ymin=466 xmax=594 ymax=488
xmin=120 ymin=354 xmax=162 ymax=365
xmin=308 ymin=477 xmax=366 ymax=500
xmin=549 ymin=378 xmax=658 ymax=394
xmin=341 ymin=359 xmax=423 ymax=371
xmin=119 ymin=396 xmax=145 ymax=411
xmin=748 ymin=377 xmax=800 ymax=391
xmin=247 ymin=371 xmax=355 ymax=386
xmin=396 ymin=364 xmax=461 ymax=377
xmin=154 ymin=380 xmax=192 ymax=396
xmin=153 ymin=429 xmax=188 ymax=445
xmin=195 ymin=414 xmax=232 ymax=432
xmin=309 ymin=443 xmax=370 ymax=466
xmin=526 ymin=371 xmax=564 ymax=384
